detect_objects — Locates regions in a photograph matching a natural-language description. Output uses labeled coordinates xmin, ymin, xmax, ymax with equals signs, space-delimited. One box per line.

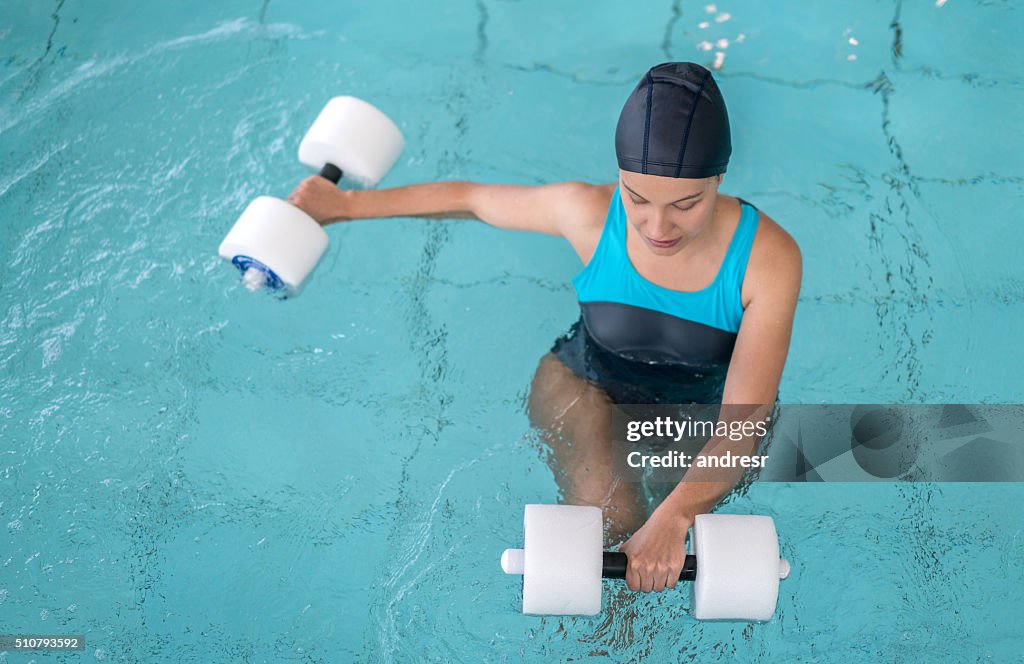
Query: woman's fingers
xmin=286 ymin=176 xmax=343 ymax=224
xmin=620 ymin=524 xmax=689 ymax=593
xmin=288 ymin=176 xmax=319 ymax=207
xmin=652 ymin=567 xmax=665 ymax=593
xmin=629 ymin=560 xmax=658 ymax=593
xmin=665 ymin=565 xmax=679 ymax=590
xmin=625 ymin=563 xmax=641 ymax=592
xmin=641 ymin=568 xmax=655 ymax=593
xmin=627 ymin=559 xmax=685 ymax=593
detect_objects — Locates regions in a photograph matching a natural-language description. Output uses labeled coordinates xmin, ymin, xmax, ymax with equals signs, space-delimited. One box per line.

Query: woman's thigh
xmin=526 ymin=352 xmax=647 ymax=542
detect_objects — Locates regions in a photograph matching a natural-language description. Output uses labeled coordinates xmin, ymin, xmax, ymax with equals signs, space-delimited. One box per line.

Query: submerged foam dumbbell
xmin=500 ymin=504 xmax=791 ymax=620
xmin=219 ymin=96 xmax=405 ymax=297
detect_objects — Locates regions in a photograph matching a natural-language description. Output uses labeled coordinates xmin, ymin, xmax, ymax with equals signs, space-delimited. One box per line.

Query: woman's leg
xmin=526 ymin=352 xmax=648 ymax=545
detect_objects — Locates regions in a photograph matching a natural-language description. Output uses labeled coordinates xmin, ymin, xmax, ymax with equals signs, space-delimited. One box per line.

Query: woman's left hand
xmin=619 ymin=505 xmax=695 ymax=593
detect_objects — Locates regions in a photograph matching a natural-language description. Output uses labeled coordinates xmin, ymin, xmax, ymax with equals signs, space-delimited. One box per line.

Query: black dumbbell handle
xmin=602 ymin=552 xmax=697 ymax=581
xmin=319 ymin=163 xmax=343 ymax=184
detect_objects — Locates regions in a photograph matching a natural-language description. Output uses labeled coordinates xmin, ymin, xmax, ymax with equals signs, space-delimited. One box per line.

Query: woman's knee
xmin=527 ymin=353 xmax=586 ymax=429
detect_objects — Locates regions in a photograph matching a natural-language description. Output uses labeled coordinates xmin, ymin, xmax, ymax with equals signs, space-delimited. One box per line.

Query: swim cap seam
xmin=674 ymin=70 xmax=711 ymax=178
xmin=642 ymin=71 xmax=654 ymax=174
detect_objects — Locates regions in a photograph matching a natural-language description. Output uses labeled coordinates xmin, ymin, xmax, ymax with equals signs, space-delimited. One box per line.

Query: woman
xmin=288 ymin=62 xmax=802 ymax=595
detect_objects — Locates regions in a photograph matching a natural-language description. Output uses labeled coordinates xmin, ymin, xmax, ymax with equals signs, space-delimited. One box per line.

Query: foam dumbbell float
xmin=219 ymin=96 xmax=405 ymax=297
xmin=500 ymin=505 xmax=791 ymax=620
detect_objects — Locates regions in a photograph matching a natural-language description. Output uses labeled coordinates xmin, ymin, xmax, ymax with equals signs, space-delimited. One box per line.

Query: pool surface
xmin=2 ymin=0 xmax=1022 ymax=661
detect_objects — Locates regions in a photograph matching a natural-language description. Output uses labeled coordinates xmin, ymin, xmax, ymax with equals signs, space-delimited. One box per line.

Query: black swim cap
xmin=615 ymin=62 xmax=731 ymax=179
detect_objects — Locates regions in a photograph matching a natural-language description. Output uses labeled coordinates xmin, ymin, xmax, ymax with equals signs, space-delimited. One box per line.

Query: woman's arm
xmin=620 ymin=217 xmax=802 ymax=593
xmin=287 ymin=176 xmax=605 ymax=236
xmin=659 ymin=223 xmax=802 ymax=519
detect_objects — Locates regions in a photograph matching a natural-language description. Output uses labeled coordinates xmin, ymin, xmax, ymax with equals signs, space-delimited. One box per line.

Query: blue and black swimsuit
xmin=550 ymin=185 xmax=760 ymax=405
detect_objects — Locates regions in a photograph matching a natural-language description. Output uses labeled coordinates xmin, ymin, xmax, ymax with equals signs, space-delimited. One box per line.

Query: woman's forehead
xmin=618 ymin=170 xmax=710 ymax=200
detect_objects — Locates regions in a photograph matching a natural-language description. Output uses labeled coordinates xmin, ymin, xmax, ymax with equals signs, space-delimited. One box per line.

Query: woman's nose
xmin=648 ymin=209 xmax=671 ymax=236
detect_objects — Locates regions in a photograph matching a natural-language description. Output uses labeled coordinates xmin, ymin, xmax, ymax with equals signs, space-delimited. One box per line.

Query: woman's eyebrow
xmin=621 ymin=181 xmax=702 ymax=203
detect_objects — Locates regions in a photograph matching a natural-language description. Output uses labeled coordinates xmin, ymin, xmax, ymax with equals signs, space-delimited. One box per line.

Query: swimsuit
xmin=550 ymin=185 xmax=759 ymax=404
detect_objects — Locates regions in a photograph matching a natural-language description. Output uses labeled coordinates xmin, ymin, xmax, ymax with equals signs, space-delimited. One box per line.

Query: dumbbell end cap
xmin=779 ymin=559 xmax=791 ymax=580
xmin=501 ymin=548 xmax=525 ymax=575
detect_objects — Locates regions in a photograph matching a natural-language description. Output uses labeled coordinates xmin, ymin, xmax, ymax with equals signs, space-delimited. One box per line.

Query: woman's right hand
xmin=287 ymin=176 xmax=357 ymax=226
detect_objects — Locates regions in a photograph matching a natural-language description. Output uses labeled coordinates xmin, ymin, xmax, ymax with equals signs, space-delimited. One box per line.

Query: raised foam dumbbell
xmin=219 ymin=96 xmax=405 ymax=297
xmin=500 ymin=504 xmax=791 ymax=620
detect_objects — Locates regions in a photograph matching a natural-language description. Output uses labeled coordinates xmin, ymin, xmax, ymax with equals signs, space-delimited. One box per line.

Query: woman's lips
xmin=646 ymin=236 xmax=681 ymax=248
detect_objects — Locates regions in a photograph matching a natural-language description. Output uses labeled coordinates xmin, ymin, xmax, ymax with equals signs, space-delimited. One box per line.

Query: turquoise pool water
xmin=2 ymin=0 xmax=1022 ymax=661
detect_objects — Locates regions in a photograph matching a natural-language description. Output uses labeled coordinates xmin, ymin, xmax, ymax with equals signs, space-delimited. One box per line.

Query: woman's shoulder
xmin=554 ymin=181 xmax=616 ymax=229
xmin=559 ymin=182 xmax=618 ymax=263
xmin=589 ymin=182 xmax=618 ymax=222
xmin=734 ymin=197 xmax=802 ymax=307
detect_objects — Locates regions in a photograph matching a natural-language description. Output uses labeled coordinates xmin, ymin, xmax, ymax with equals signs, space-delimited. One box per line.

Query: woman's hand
xmin=287 ymin=176 xmax=357 ymax=226
xmin=619 ymin=504 xmax=694 ymax=593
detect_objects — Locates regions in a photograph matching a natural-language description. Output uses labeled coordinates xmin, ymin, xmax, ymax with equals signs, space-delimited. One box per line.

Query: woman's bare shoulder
xmin=556 ymin=182 xmax=616 ymax=263
xmin=578 ymin=182 xmax=617 ymax=227
xmin=741 ymin=200 xmax=802 ymax=306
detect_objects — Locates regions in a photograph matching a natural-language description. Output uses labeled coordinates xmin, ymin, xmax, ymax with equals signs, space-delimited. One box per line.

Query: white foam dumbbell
xmin=219 ymin=96 xmax=405 ymax=297
xmin=500 ymin=504 xmax=791 ymax=620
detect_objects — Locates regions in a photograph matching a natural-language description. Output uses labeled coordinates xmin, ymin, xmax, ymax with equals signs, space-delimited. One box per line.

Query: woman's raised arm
xmin=288 ymin=177 xmax=606 ymax=237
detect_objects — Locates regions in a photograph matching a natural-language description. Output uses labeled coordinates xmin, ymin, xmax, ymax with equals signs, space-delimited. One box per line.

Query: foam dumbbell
xmin=500 ymin=504 xmax=791 ymax=620
xmin=219 ymin=96 xmax=405 ymax=297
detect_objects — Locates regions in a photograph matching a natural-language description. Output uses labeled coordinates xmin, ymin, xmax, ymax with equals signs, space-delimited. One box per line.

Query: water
xmin=1 ymin=0 xmax=1022 ymax=661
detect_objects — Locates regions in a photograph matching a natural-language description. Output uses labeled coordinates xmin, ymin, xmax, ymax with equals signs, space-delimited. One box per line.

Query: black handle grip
xmin=602 ymin=552 xmax=697 ymax=581
xmin=319 ymin=163 xmax=343 ymax=184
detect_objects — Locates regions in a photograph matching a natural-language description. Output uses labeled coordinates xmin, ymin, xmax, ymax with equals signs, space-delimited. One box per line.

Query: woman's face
xmin=618 ymin=169 xmax=722 ymax=256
